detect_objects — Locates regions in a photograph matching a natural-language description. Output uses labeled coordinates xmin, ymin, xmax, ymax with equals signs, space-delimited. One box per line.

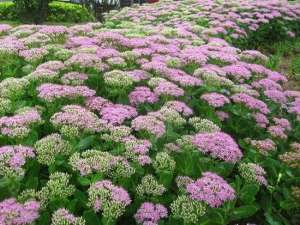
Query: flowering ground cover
xmin=1 ymin=0 xmax=300 ymax=224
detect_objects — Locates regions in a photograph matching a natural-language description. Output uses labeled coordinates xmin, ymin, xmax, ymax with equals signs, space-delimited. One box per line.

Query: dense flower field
xmin=1 ymin=0 xmax=300 ymax=224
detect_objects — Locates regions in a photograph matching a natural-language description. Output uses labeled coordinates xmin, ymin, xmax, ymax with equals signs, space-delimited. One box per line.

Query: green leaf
xmin=280 ymin=200 xmax=299 ymax=210
xmin=74 ymin=190 xmax=88 ymax=207
xmin=265 ymin=212 xmax=281 ymax=225
xmin=37 ymin=212 xmax=51 ymax=225
xmin=231 ymin=205 xmax=259 ymax=221
xmin=83 ymin=210 xmax=101 ymax=225
xmin=25 ymin=176 xmax=38 ymax=189
xmin=240 ymin=184 xmax=259 ymax=204
xmin=91 ymin=173 xmax=103 ymax=183
xmin=77 ymin=176 xmax=91 ymax=186
xmin=206 ymin=210 xmax=225 ymax=225
xmin=76 ymin=135 xmax=95 ymax=150
xmin=159 ymin=171 xmax=173 ymax=188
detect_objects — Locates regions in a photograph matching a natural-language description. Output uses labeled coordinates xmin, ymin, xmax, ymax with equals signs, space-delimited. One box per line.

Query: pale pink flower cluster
xmin=201 ymin=92 xmax=230 ymax=108
xmin=192 ymin=132 xmax=243 ymax=163
xmin=132 ymin=115 xmax=166 ymax=138
xmin=50 ymin=105 xmax=107 ymax=133
xmin=0 ymin=198 xmax=40 ymax=225
xmin=187 ymin=172 xmax=236 ymax=207
xmin=134 ymin=202 xmax=168 ymax=225
xmin=37 ymin=83 xmax=95 ymax=102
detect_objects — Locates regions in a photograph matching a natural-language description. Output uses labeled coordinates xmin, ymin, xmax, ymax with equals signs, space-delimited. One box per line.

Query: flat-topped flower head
xmin=201 ymin=92 xmax=230 ymax=107
xmin=187 ymin=172 xmax=236 ymax=207
xmin=252 ymin=112 xmax=269 ymax=128
xmin=239 ymin=163 xmax=267 ymax=186
xmin=25 ymin=69 xmax=59 ymax=84
xmin=248 ymin=138 xmax=276 ymax=155
xmin=0 ymin=24 xmax=12 ymax=33
xmin=0 ymin=145 xmax=35 ymax=178
xmin=135 ymin=202 xmax=168 ymax=225
xmin=129 ymin=86 xmax=158 ymax=106
xmin=85 ymin=96 xmax=111 ymax=112
xmin=50 ymin=105 xmax=107 ymax=133
xmin=231 ymin=93 xmax=270 ymax=114
xmin=0 ymin=78 xmax=29 ymax=100
xmin=36 ymin=60 xmax=65 ymax=72
xmin=136 ymin=175 xmax=166 ymax=197
xmin=65 ymin=53 xmax=102 ymax=69
xmin=34 ymin=133 xmax=72 ymax=165
xmin=51 ymin=208 xmax=85 ymax=225
xmin=39 ymin=172 xmax=75 ymax=205
xmin=0 ymin=198 xmax=40 ymax=225
xmin=163 ymin=100 xmax=193 ymax=116
xmin=103 ymin=70 xmax=134 ymax=88
xmin=69 ymin=149 xmax=135 ymax=178
xmin=37 ymin=83 xmax=95 ymax=102
xmin=88 ymin=180 xmax=131 ymax=219
xmin=240 ymin=50 xmax=268 ymax=62
xmin=100 ymin=104 xmax=138 ymax=125
xmin=154 ymin=81 xmax=184 ymax=97
xmin=189 ymin=117 xmax=221 ymax=133
xmin=264 ymin=90 xmax=287 ymax=104
xmin=19 ymin=48 xmax=48 ymax=62
xmin=0 ymin=107 xmax=42 ymax=138
xmin=280 ymin=146 xmax=300 ymax=168
xmin=149 ymin=107 xmax=186 ymax=126
xmin=192 ymin=131 xmax=242 ymax=163
xmin=61 ymin=72 xmax=89 ymax=86
xmin=223 ymin=64 xmax=252 ymax=82
xmin=171 ymin=195 xmax=206 ymax=224
xmin=0 ymin=97 xmax=12 ymax=116
xmin=153 ymin=152 xmax=176 ymax=174
xmin=132 ymin=115 xmax=166 ymax=138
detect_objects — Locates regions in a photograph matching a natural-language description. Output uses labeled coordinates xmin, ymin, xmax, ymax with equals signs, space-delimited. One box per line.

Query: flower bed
xmin=0 ymin=0 xmax=300 ymax=224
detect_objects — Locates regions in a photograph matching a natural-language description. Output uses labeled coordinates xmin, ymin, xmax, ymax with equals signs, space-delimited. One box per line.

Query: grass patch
xmin=260 ymin=37 xmax=300 ymax=90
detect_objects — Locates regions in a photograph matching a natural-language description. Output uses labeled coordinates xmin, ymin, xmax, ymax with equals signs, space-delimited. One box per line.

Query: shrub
xmin=47 ymin=1 xmax=94 ymax=23
xmin=232 ymin=19 xmax=300 ymax=50
xmin=1 ymin=0 xmax=300 ymax=225
xmin=0 ymin=1 xmax=93 ymax=23
xmin=0 ymin=2 xmax=17 ymax=20
xmin=13 ymin=0 xmax=52 ymax=24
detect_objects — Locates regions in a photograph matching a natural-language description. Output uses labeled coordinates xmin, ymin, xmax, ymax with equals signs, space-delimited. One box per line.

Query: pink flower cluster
xmin=0 ymin=108 xmax=42 ymax=138
xmin=89 ymin=180 xmax=131 ymax=212
xmin=85 ymin=96 xmax=111 ymax=112
xmin=134 ymin=202 xmax=168 ymax=225
xmin=132 ymin=115 xmax=166 ymax=138
xmin=264 ymin=90 xmax=287 ymax=104
xmin=19 ymin=48 xmax=48 ymax=62
xmin=164 ymin=101 xmax=193 ymax=117
xmin=50 ymin=105 xmax=107 ymax=133
xmin=153 ymin=81 xmax=184 ymax=97
xmin=187 ymin=172 xmax=236 ymax=207
xmin=129 ymin=87 xmax=158 ymax=106
xmin=61 ymin=72 xmax=88 ymax=85
xmin=100 ymin=104 xmax=138 ymax=125
xmin=37 ymin=83 xmax=95 ymax=102
xmin=231 ymin=93 xmax=270 ymax=114
xmin=0 ymin=198 xmax=40 ymax=225
xmin=267 ymin=117 xmax=292 ymax=140
xmin=201 ymin=92 xmax=230 ymax=108
xmin=249 ymin=138 xmax=276 ymax=155
xmin=192 ymin=132 xmax=243 ymax=163
xmin=252 ymin=112 xmax=269 ymax=128
xmin=0 ymin=145 xmax=35 ymax=177
xmin=223 ymin=64 xmax=252 ymax=82
xmin=65 ymin=53 xmax=103 ymax=69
